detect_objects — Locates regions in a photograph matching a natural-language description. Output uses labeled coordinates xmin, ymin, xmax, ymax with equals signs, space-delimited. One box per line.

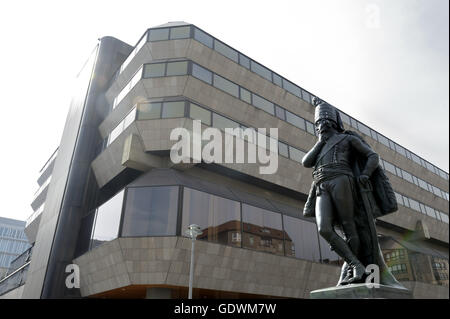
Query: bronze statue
xmin=302 ymin=98 xmax=403 ymax=287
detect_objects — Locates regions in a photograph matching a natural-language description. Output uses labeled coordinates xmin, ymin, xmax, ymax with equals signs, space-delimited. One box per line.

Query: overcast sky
xmin=0 ymin=0 xmax=448 ymax=221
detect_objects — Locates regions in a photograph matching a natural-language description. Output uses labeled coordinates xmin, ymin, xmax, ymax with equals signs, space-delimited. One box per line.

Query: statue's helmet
xmin=313 ymin=97 xmax=345 ymax=132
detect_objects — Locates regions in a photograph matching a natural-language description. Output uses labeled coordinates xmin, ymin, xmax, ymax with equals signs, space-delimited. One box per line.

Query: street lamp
xmin=185 ymin=224 xmax=202 ymax=299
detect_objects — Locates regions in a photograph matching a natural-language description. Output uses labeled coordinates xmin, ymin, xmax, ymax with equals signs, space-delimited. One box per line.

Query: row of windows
xmin=433 ymin=262 xmax=447 ymax=270
xmin=108 ymin=98 xmax=307 ymax=163
xmin=385 ymin=249 xmax=406 ymax=261
xmin=394 ymin=191 xmax=448 ymax=224
xmin=0 ymin=254 xmax=17 ymax=269
xmin=0 ymin=227 xmax=27 ymax=240
xmin=113 ymin=24 xmax=449 ymax=181
xmin=79 ymin=186 xmax=340 ymax=264
xmin=388 ymin=263 xmax=407 ymax=274
xmin=380 ymin=158 xmax=449 ymax=202
xmin=0 ymin=239 xmax=29 ymax=256
xmin=111 ymin=58 xmax=448 ymax=205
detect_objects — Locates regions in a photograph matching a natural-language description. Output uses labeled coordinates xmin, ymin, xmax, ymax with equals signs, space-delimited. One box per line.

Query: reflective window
xmin=137 ymin=102 xmax=162 ymax=120
xmin=194 ymin=28 xmax=213 ymax=48
xmin=275 ymin=105 xmax=286 ymax=120
xmin=289 ymin=147 xmax=305 ymax=163
xmin=252 ymin=94 xmax=274 ymax=115
xmin=213 ymin=113 xmax=239 ymax=130
xmin=278 ymin=142 xmax=289 ymax=157
xmin=250 ymin=61 xmax=272 ymax=81
xmin=240 ymin=87 xmax=252 ymax=104
xmin=170 ymin=26 xmax=191 ymax=39
xmin=402 ymin=170 xmax=413 ymax=184
xmin=301 ymin=90 xmax=311 ymax=104
xmin=166 ymin=61 xmax=188 ymax=76
xmin=189 ymin=103 xmax=211 ymax=125
xmin=425 ymin=206 xmax=437 ymax=218
xmin=91 ymin=190 xmax=124 ymax=249
xmin=358 ymin=123 xmax=371 ymax=136
xmin=383 ymin=161 xmax=396 ymax=175
xmin=339 ymin=111 xmax=350 ymax=125
xmin=408 ymin=198 xmax=421 ymax=212
xmin=162 ymin=101 xmax=185 ymax=118
xmin=283 ymin=215 xmax=321 ymax=262
xmin=440 ymin=213 xmax=449 ymax=223
xmin=286 ymin=111 xmax=306 ymax=130
xmin=377 ymin=133 xmax=389 ymax=147
xmin=148 ymin=28 xmax=169 ymax=41
xmin=239 ymin=54 xmax=250 ymax=69
xmin=282 ymin=79 xmax=301 ymax=97
xmin=273 ymin=73 xmax=282 ymax=86
xmin=182 ymin=188 xmax=241 ymax=247
xmin=121 ymin=186 xmax=179 ymax=237
xmin=214 ymin=40 xmax=238 ymax=62
xmin=213 ymin=74 xmax=239 ymax=98
xmin=395 ymin=143 xmax=406 ymax=157
xmin=395 ymin=192 xmax=404 ymax=205
xmin=242 ymin=204 xmax=284 ymax=255
xmin=306 ymin=121 xmax=315 ymax=135
xmin=192 ymin=63 xmax=212 ymax=84
xmin=143 ymin=63 xmax=165 ymax=78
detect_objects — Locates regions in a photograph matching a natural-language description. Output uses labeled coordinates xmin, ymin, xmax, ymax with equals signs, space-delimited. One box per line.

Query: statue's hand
xmin=358 ymin=174 xmax=370 ymax=185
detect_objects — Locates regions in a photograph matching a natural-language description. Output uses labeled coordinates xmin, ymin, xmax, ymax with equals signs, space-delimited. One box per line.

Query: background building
xmin=0 ymin=217 xmax=30 ymax=279
xmin=0 ymin=22 xmax=448 ymax=299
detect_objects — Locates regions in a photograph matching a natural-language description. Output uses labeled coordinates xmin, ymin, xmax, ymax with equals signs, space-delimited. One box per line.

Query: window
xmin=143 ymin=63 xmax=165 ymax=78
xmin=286 ymin=111 xmax=306 ymax=130
xmin=339 ymin=111 xmax=350 ymax=125
xmin=189 ymin=103 xmax=211 ymax=126
xmin=240 ymin=87 xmax=252 ymax=104
xmin=395 ymin=193 xmax=404 ymax=205
xmin=383 ymin=161 xmax=396 ymax=175
xmin=239 ymin=54 xmax=250 ymax=69
xmin=408 ymin=198 xmax=421 ymax=212
xmin=194 ymin=28 xmax=213 ymax=48
xmin=214 ymin=40 xmax=238 ymax=62
xmin=278 ymin=142 xmax=289 ymax=158
xmin=182 ymin=188 xmax=241 ymax=247
xmin=305 ymin=121 xmax=315 ymax=135
xmin=358 ymin=122 xmax=371 ymax=136
xmin=275 ymin=105 xmax=285 ymax=120
xmin=192 ymin=63 xmax=212 ymax=84
xmin=272 ymin=73 xmax=282 ymax=86
xmin=170 ymin=26 xmax=191 ymax=39
xmin=289 ymin=147 xmax=305 ymax=163
xmin=283 ymin=215 xmax=321 ymax=262
xmin=121 ymin=186 xmax=179 ymax=237
xmin=91 ymin=190 xmax=124 ymax=249
xmin=162 ymin=101 xmax=185 ymax=118
xmin=213 ymin=113 xmax=239 ymax=130
xmin=301 ymin=90 xmax=311 ymax=104
xmin=242 ymin=204 xmax=283 ymax=255
xmin=377 ymin=133 xmax=390 ymax=147
xmin=282 ymin=79 xmax=301 ymax=97
xmin=250 ymin=61 xmax=272 ymax=81
xmin=137 ymin=102 xmax=162 ymax=120
xmin=166 ymin=61 xmax=188 ymax=76
xmin=252 ymin=94 xmax=274 ymax=115
xmin=213 ymin=74 xmax=239 ymax=98
xmin=148 ymin=28 xmax=169 ymax=41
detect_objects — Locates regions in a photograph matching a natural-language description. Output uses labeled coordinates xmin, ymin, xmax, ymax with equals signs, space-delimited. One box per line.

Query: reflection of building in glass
xmin=1 ymin=22 xmax=447 ymax=299
xmin=0 ymin=217 xmax=30 ymax=279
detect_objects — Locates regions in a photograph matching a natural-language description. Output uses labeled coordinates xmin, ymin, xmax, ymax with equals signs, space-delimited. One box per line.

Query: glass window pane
xmin=358 ymin=122 xmax=371 ymax=136
xmin=194 ymin=28 xmax=213 ymax=48
xmin=383 ymin=161 xmax=396 ymax=175
xmin=162 ymin=101 xmax=185 ymax=118
xmin=395 ymin=143 xmax=406 ymax=157
xmin=278 ymin=142 xmax=289 ymax=157
xmin=213 ymin=113 xmax=239 ymax=130
xmin=301 ymin=90 xmax=311 ymax=104
xmin=418 ymin=178 xmax=428 ymax=190
xmin=408 ymin=198 xmax=420 ymax=212
xmin=192 ymin=63 xmax=212 ymax=84
xmin=275 ymin=105 xmax=286 ymax=120
xmin=121 ymin=186 xmax=179 ymax=237
xmin=286 ymin=111 xmax=306 ymax=130
xmin=306 ymin=121 xmax=315 ymax=135
xmin=377 ymin=133 xmax=389 ymax=147
xmin=109 ymin=121 xmax=123 ymax=145
xmin=395 ymin=192 xmax=404 ymax=205
xmin=250 ymin=61 xmax=272 ymax=81
xmin=189 ymin=103 xmax=211 ymax=126
xmin=440 ymin=213 xmax=449 ymax=223
xmin=182 ymin=188 xmax=241 ymax=247
xmin=339 ymin=111 xmax=350 ymax=125
xmin=91 ymin=190 xmax=124 ymax=249
xmin=166 ymin=61 xmax=188 ymax=76
xmin=282 ymin=79 xmax=301 ymax=97
xmin=273 ymin=73 xmax=282 ymax=86
xmin=402 ymin=170 xmax=413 ymax=183
xmin=148 ymin=28 xmax=169 ymax=41
xmin=425 ymin=206 xmax=436 ymax=218
xmin=213 ymin=74 xmax=239 ymax=98
xmin=214 ymin=40 xmax=238 ymax=62
xmin=143 ymin=63 xmax=166 ymax=78
xmin=283 ymin=216 xmax=321 ymax=262
xmin=123 ymin=107 xmax=137 ymax=129
xmin=252 ymin=94 xmax=274 ymax=115
xmin=240 ymin=87 xmax=252 ymax=104
xmin=137 ymin=102 xmax=161 ymax=120
xmin=289 ymin=146 xmax=305 ymax=163
xmin=242 ymin=204 xmax=283 ymax=255
xmin=239 ymin=54 xmax=250 ymax=69
xmin=170 ymin=26 xmax=191 ymax=39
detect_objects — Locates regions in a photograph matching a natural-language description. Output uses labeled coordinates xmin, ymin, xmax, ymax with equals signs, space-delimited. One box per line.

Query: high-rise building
xmin=0 ymin=217 xmax=30 ymax=279
xmin=0 ymin=22 xmax=448 ymax=299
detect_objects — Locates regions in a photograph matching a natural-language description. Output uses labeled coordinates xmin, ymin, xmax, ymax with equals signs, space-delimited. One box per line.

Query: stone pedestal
xmin=310 ymin=283 xmax=412 ymax=299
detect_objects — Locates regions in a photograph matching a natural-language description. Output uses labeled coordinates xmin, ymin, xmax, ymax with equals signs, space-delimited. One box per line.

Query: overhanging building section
xmin=4 ymin=22 xmax=448 ymax=299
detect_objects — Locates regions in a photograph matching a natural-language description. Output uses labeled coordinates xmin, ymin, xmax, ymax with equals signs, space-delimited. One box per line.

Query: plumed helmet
xmin=313 ymin=97 xmax=345 ymax=132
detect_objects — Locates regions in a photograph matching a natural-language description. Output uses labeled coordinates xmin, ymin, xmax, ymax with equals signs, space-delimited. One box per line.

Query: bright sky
xmin=0 ymin=0 xmax=448 ymax=221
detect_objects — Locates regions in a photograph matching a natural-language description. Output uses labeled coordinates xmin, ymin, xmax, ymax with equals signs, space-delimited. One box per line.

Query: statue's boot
xmin=336 ymin=262 xmax=349 ymax=286
xmin=330 ymin=238 xmax=366 ymax=284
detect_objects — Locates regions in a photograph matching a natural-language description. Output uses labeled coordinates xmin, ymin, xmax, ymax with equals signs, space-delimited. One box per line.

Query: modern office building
xmin=0 ymin=217 xmax=30 ymax=279
xmin=0 ymin=21 xmax=448 ymax=299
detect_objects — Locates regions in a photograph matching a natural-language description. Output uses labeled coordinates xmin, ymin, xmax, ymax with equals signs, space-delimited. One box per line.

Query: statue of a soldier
xmin=302 ymin=98 xmax=404 ymax=287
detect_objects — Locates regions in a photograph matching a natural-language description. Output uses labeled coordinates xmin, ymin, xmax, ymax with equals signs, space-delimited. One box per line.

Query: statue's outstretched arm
xmin=350 ymin=136 xmax=379 ymax=176
xmin=302 ymin=140 xmax=325 ymax=168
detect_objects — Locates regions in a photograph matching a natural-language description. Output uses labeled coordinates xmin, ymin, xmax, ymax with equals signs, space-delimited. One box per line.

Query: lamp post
xmin=185 ymin=224 xmax=202 ymax=299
